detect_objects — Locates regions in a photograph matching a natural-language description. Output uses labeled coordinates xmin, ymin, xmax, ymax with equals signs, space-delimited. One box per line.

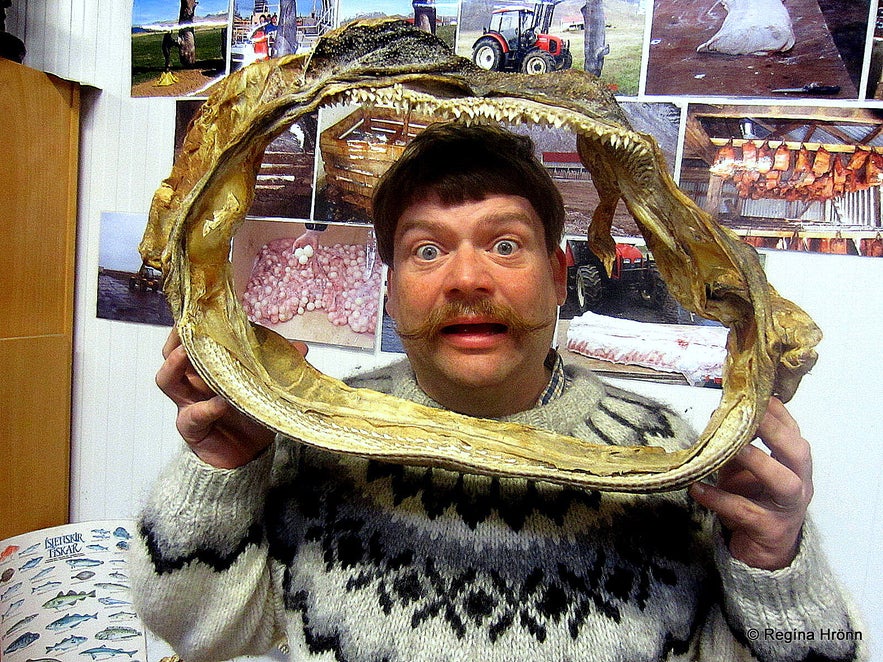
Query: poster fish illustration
xmin=3 ymin=598 xmax=25 ymax=618
xmin=41 ymin=589 xmax=96 ymax=610
xmin=0 ymin=545 xmax=20 ymax=562
xmin=2 ymin=612 xmax=38 ymax=637
xmin=65 ymin=558 xmax=104 ymax=569
xmin=19 ymin=556 xmax=43 ymax=570
xmin=46 ymin=612 xmax=99 ymax=631
xmin=80 ymin=645 xmax=138 ymax=660
xmin=1 ymin=520 xmax=147 ymax=660
xmin=107 ymin=611 xmax=138 ymax=621
xmin=30 ymin=566 xmax=55 ymax=581
xmin=95 ymin=625 xmax=142 ymax=641
xmin=31 ymin=580 xmax=63 ymax=593
xmin=2 ymin=581 xmax=23 ymax=600
xmin=45 ymin=634 xmax=87 ymax=652
xmin=2 ymin=630 xmax=39 ymax=654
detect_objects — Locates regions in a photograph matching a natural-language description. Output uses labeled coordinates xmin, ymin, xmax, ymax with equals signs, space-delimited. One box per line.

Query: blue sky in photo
xmin=99 ymin=212 xmax=150 ymax=272
xmin=133 ymin=0 xmax=231 ymax=27
xmin=233 ymin=0 xmax=282 ymax=17
xmin=340 ymin=0 xmax=459 ymax=21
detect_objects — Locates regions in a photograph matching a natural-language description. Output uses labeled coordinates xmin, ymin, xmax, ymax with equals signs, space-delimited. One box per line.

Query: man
xmin=131 ymin=123 xmax=864 ymax=661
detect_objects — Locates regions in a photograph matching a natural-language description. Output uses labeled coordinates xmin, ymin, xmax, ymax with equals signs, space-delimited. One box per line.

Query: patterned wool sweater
xmin=131 ymin=361 xmax=865 ymax=662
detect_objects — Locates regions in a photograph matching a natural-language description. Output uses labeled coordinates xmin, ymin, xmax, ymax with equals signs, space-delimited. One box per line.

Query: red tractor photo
xmin=472 ymin=0 xmax=572 ymax=74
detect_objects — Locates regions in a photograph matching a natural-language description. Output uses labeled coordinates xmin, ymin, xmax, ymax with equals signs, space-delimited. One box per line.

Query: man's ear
xmin=551 ymin=247 xmax=568 ymax=306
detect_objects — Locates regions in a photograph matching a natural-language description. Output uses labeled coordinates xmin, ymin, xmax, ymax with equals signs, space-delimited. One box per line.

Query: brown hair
xmin=371 ymin=122 xmax=565 ymax=264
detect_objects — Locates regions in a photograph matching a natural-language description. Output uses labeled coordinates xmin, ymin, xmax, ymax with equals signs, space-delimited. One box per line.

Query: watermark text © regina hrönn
xmin=746 ymin=628 xmax=862 ymax=644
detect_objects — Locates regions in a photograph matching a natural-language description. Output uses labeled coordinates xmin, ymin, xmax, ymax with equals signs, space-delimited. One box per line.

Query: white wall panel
xmin=71 ymin=83 xmax=179 ymax=521
xmin=762 ymin=250 xmax=883 ymax=640
xmin=6 ymin=0 xmax=105 ymax=88
xmin=7 ymin=0 xmax=882 ymax=657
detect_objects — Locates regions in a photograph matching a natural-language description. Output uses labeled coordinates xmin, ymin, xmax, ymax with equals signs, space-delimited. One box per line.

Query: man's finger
xmin=156 ymin=343 xmax=192 ymax=398
xmin=183 ymin=364 xmax=212 ymax=395
xmin=689 ymin=482 xmax=751 ymax=524
xmin=732 ymin=444 xmax=805 ymax=510
xmin=177 ymin=395 xmax=230 ymax=441
xmin=755 ymin=398 xmax=813 ymax=484
xmin=157 ymin=344 xmax=215 ymax=402
xmin=161 ymin=327 xmax=182 ymax=360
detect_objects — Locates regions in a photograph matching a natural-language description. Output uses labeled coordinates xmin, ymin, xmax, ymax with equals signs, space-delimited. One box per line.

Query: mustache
xmin=394 ymin=299 xmax=554 ymax=342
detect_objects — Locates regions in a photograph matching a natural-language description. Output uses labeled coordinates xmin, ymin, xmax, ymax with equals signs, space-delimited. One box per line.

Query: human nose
xmin=443 ymin=246 xmax=494 ymax=298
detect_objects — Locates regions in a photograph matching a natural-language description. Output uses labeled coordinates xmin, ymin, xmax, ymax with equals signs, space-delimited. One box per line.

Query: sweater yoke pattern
xmin=134 ymin=361 xmax=865 ymax=662
xmin=249 ymin=362 xmax=716 ymax=661
xmin=265 ymin=447 xmax=714 ymax=660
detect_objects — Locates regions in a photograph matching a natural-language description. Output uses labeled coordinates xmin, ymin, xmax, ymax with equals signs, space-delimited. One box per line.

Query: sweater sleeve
xmin=713 ymin=518 xmax=868 ymax=661
xmin=129 ymin=442 xmax=287 ymax=662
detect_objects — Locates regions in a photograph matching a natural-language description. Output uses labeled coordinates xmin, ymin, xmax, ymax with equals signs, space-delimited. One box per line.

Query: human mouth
xmin=441 ymin=321 xmax=508 ymax=337
xmin=438 ymin=318 xmax=509 ymax=350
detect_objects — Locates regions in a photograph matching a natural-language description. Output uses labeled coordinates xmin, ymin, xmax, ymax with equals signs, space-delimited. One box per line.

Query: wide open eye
xmin=493 ymin=239 xmax=517 ymax=256
xmin=417 ymin=244 xmax=441 ymax=261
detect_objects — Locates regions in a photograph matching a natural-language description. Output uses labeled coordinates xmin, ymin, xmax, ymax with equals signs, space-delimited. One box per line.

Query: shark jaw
xmin=140 ymin=18 xmax=820 ymax=493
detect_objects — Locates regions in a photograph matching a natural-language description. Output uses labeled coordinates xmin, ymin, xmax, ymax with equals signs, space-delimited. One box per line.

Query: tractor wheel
xmin=557 ymin=50 xmax=573 ymax=70
xmin=576 ymin=264 xmax=604 ymax=313
xmin=521 ymin=49 xmax=555 ymax=75
xmin=472 ymin=38 xmax=504 ymax=71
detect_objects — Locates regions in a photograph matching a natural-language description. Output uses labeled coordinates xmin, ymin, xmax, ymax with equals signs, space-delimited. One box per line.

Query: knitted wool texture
xmin=132 ymin=361 xmax=865 ymax=662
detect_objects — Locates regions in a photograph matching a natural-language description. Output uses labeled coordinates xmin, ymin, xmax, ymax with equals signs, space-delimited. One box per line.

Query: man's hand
xmin=292 ymin=229 xmax=322 ymax=251
xmin=689 ymin=397 xmax=813 ymax=570
xmin=156 ymin=328 xmax=307 ymax=469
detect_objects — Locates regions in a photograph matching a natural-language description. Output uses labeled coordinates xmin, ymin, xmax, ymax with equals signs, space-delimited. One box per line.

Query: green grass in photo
xmin=456 ymin=0 xmax=644 ymax=96
xmin=131 ymin=26 xmax=225 ymax=86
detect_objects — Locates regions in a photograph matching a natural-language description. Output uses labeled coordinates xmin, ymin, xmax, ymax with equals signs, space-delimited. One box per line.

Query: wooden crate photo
xmin=320 ymin=106 xmax=435 ymax=213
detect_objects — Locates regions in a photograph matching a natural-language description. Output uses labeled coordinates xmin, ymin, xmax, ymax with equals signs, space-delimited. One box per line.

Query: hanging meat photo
xmin=817 ymin=173 xmax=835 ymax=199
xmin=708 ymin=132 xmax=883 ymax=203
xmin=741 ymin=140 xmax=757 ymax=169
xmin=689 ymin=106 xmax=883 ymax=259
xmin=756 ymin=142 xmax=773 ymax=174
xmin=865 ymin=151 xmax=883 ymax=186
xmin=739 ymin=169 xmax=761 ymax=198
xmin=764 ymin=169 xmax=782 ymax=197
xmin=832 ymin=155 xmax=848 ymax=198
xmin=812 ymin=147 xmax=832 ymax=177
xmin=861 ymin=235 xmax=883 ymax=257
xmin=716 ymin=141 xmax=736 ymax=165
xmin=791 ymin=147 xmax=816 ymax=192
xmin=772 ymin=143 xmax=790 ymax=171
xmin=847 ymin=148 xmax=870 ymax=189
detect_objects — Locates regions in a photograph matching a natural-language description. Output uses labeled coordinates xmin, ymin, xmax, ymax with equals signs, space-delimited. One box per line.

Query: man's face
xmin=386 ymin=193 xmax=567 ymax=415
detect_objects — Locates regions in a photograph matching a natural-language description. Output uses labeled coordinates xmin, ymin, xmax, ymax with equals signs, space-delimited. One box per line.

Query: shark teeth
xmin=331 ymin=85 xmax=645 ymax=154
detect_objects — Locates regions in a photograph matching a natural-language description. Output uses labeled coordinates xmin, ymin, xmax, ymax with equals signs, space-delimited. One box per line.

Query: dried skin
xmin=140 ymin=18 xmax=821 ymax=492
